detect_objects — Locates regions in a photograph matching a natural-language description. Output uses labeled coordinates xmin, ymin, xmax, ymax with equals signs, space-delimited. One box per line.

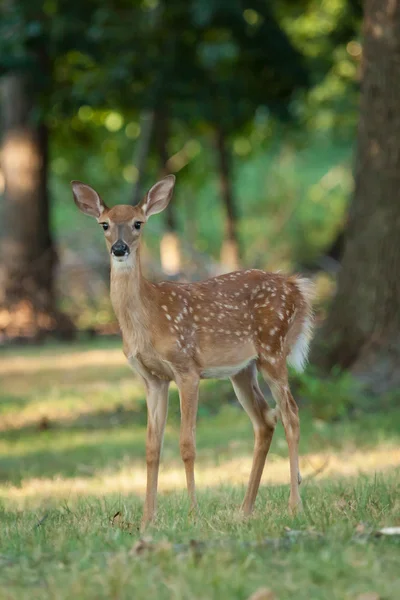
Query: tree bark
xmin=311 ymin=0 xmax=400 ymax=395
xmin=0 ymin=75 xmax=72 ymax=339
xmin=215 ymin=126 xmax=241 ymax=272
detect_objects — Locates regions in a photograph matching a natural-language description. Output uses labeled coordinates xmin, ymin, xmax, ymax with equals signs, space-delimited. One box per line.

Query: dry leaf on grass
xmin=189 ymin=539 xmax=206 ymax=560
xmin=129 ymin=537 xmax=154 ymax=556
xmin=111 ymin=511 xmax=122 ymax=526
xmin=376 ymin=527 xmax=400 ymax=536
xmin=110 ymin=511 xmax=136 ymax=533
xmin=355 ymin=593 xmax=380 ymax=600
xmin=129 ymin=537 xmax=173 ymax=556
xmin=247 ymin=587 xmax=277 ymax=600
xmin=38 ymin=416 xmax=51 ymax=431
xmin=355 ymin=522 xmax=367 ymax=534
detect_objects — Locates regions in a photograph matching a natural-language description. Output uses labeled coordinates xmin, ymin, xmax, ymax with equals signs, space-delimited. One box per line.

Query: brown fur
xmin=71 ymin=176 xmax=315 ymax=528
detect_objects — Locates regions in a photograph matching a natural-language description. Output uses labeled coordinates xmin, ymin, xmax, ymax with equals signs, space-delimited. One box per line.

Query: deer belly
xmin=201 ymin=356 xmax=256 ymax=380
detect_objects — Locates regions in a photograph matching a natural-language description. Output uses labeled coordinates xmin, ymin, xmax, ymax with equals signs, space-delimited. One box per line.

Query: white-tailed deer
xmin=71 ymin=175 xmax=314 ymax=528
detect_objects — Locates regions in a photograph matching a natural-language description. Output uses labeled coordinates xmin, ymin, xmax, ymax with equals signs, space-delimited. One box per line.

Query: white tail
xmin=71 ymin=175 xmax=315 ymax=529
xmin=287 ymin=278 xmax=315 ymax=372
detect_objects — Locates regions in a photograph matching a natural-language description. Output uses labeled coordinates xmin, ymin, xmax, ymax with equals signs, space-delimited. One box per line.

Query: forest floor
xmin=0 ymin=339 xmax=399 ymax=600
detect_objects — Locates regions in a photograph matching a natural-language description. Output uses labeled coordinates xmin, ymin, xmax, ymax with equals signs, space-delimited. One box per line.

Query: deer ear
xmin=71 ymin=181 xmax=107 ymax=218
xmin=140 ymin=175 xmax=175 ymax=218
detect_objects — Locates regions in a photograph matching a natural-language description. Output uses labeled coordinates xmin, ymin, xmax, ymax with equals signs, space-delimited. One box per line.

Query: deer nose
xmin=111 ymin=240 xmax=129 ymax=256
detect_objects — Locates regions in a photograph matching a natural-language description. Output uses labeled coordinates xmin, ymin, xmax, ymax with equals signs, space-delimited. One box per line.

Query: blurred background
xmin=1 ymin=5 xmax=400 ymax=593
xmin=0 ymin=0 xmax=399 ymax=400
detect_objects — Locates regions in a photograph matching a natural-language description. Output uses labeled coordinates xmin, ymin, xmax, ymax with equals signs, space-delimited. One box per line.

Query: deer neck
xmin=110 ymin=246 xmax=150 ymax=355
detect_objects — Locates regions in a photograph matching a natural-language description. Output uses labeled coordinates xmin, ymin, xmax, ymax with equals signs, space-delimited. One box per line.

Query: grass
xmin=0 ymin=338 xmax=399 ymax=599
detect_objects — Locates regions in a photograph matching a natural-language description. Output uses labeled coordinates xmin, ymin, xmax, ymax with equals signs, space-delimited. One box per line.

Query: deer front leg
xmin=177 ymin=374 xmax=199 ymax=513
xmin=141 ymin=379 xmax=169 ymax=530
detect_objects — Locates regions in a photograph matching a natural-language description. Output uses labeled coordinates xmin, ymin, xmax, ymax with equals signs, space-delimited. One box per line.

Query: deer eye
xmin=100 ymin=223 xmax=109 ymax=231
xmin=134 ymin=221 xmax=142 ymax=230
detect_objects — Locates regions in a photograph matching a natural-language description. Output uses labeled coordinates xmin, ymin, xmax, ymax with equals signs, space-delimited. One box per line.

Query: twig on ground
xmin=34 ymin=513 xmax=49 ymax=529
xmin=302 ymin=456 xmax=330 ymax=482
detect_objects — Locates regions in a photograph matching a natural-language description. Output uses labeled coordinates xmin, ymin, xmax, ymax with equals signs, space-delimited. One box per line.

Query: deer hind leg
xmin=259 ymin=360 xmax=302 ymax=513
xmin=231 ymin=363 xmax=278 ymax=515
xmin=142 ymin=379 xmax=169 ymax=530
xmin=177 ymin=374 xmax=200 ymax=514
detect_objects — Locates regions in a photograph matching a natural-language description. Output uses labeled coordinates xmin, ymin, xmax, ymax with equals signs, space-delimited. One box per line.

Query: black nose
xmin=111 ymin=240 xmax=129 ymax=256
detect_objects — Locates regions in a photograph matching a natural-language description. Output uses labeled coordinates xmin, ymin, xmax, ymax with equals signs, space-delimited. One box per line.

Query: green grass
xmin=0 ymin=339 xmax=399 ymax=599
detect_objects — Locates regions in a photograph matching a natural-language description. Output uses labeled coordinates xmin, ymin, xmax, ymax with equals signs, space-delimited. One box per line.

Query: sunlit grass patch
xmin=0 ymin=475 xmax=399 ymax=600
xmin=0 ymin=339 xmax=399 ymax=599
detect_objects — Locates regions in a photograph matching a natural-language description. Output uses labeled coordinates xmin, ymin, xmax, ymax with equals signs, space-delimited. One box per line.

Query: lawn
xmin=0 ymin=338 xmax=399 ymax=600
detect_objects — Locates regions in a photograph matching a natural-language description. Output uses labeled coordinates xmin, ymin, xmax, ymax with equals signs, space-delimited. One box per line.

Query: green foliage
xmin=294 ymin=367 xmax=359 ymax=421
xmin=276 ymin=0 xmax=361 ymax=137
xmin=1 ymin=0 xmax=362 ymax=325
xmin=52 ymin=131 xmax=352 ymax=278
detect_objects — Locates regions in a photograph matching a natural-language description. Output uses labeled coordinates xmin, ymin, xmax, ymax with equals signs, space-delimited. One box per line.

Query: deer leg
xmin=141 ymin=379 xmax=169 ymax=529
xmin=231 ymin=363 xmax=278 ymax=515
xmin=177 ymin=375 xmax=199 ymax=513
xmin=260 ymin=364 xmax=302 ymax=513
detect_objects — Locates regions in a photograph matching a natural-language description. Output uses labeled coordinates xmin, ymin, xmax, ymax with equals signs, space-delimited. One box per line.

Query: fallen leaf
xmin=376 ymin=527 xmax=400 ymax=536
xmin=247 ymin=587 xmax=277 ymax=600
xmin=355 ymin=593 xmax=380 ymax=600
xmin=111 ymin=511 xmax=122 ymax=526
xmin=38 ymin=417 xmax=50 ymax=431
xmin=110 ymin=511 xmax=136 ymax=532
xmin=355 ymin=522 xmax=366 ymax=534
xmin=189 ymin=539 xmax=206 ymax=562
xmin=129 ymin=537 xmax=154 ymax=556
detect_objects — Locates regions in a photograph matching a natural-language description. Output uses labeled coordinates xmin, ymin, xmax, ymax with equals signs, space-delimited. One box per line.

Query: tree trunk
xmin=311 ymin=0 xmax=400 ymax=395
xmin=215 ymin=126 xmax=241 ymax=272
xmin=155 ymin=109 xmax=182 ymax=278
xmin=0 ymin=75 xmax=72 ymax=339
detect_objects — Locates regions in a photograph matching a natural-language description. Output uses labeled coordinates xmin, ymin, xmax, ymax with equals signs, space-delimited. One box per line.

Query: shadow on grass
xmin=1 ymin=405 xmax=400 ymax=489
xmin=0 ymin=429 xmax=148 ymax=484
xmin=0 ymin=378 xmax=239 ymax=438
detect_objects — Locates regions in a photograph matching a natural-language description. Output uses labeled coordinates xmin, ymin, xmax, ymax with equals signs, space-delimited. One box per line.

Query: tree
xmin=155 ymin=108 xmax=182 ymax=278
xmin=106 ymin=1 xmax=309 ymax=272
xmin=0 ymin=0 xmax=76 ymax=338
xmin=214 ymin=125 xmax=241 ymax=271
xmin=311 ymin=0 xmax=400 ymax=395
xmin=0 ymin=0 xmax=132 ymax=337
xmin=0 ymin=74 xmax=59 ymax=337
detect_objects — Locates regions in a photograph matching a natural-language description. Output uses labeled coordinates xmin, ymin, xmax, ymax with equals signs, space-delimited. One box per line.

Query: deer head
xmin=71 ymin=175 xmax=176 ymax=264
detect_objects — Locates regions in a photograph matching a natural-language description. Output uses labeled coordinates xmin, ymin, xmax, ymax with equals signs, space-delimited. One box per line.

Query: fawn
xmin=71 ymin=175 xmax=314 ymax=528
